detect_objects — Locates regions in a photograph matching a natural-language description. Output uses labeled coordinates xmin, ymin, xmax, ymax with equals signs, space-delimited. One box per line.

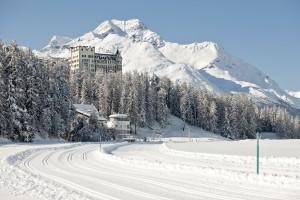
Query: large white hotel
xmin=69 ymin=46 xmax=122 ymax=74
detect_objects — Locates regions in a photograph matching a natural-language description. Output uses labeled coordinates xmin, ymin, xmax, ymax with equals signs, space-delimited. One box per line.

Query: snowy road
xmin=1 ymin=142 xmax=300 ymax=200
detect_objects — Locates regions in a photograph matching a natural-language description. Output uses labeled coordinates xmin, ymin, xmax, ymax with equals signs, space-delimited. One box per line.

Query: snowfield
xmin=0 ymin=139 xmax=300 ymax=200
xmin=288 ymin=91 xmax=300 ymax=99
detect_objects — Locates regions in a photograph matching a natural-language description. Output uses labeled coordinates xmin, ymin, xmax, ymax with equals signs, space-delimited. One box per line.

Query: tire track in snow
xmin=116 ymin=143 xmax=300 ymax=187
xmin=64 ymin=146 xmax=175 ymax=200
xmin=22 ymin=147 xmax=120 ymax=200
xmin=80 ymin=147 xmax=269 ymax=200
xmin=88 ymin=145 xmax=300 ymax=200
xmin=26 ymin=145 xmax=173 ymax=200
xmin=12 ymin=143 xmax=300 ymax=200
xmin=161 ymin=143 xmax=300 ymax=178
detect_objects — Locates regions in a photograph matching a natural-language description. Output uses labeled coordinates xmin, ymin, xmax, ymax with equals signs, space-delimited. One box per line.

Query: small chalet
xmin=73 ymin=104 xmax=107 ymax=125
xmin=107 ymin=114 xmax=133 ymax=141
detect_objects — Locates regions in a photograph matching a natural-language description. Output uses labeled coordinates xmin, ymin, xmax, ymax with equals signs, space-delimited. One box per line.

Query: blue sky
xmin=1 ymin=0 xmax=299 ymax=90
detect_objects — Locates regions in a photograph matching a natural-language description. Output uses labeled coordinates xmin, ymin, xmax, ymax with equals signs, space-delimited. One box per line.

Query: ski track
xmin=2 ymin=143 xmax=300 ymax=200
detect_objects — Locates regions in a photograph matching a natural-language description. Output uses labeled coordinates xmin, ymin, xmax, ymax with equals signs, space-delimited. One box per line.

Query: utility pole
xmin=99 ymin=128 xmax=102 ymax=152
xmin=100 ymin=135 xmax=102 ymax=152
xmin=256 ymin=132 xmax=260 ymax=175
xmin=188 ymin=125 xmax=191 ymax=142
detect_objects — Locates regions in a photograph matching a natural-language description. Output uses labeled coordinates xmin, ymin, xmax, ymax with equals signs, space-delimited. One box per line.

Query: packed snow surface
xmin=1 ymin=138 xmax=300 ymax=200
xmin=35 ymin=18 xmax=300 ymax=108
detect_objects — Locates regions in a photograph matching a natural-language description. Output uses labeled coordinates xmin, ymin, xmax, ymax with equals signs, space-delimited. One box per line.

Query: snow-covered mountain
xmin=35 ymin=19 xmax=300 ymax=109
xmin=287 ymin=91 xmax=300 ymax=99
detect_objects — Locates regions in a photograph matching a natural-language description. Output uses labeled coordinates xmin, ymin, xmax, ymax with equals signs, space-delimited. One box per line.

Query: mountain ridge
xmin=287 ymin=91 xmax=300 ymax=99
xmin=34 ymin=18 xmax=300 ymax=109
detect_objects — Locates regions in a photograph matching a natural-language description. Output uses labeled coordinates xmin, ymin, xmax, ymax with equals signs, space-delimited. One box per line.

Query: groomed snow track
xmin=1 ymin=142 xmax=300 ymax=200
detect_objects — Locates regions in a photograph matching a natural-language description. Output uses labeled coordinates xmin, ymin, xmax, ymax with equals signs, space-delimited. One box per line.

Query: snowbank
xmin=0 ymin=137 xmax=12 ymax=144
xmin=95 ymin=142 xmax=300 ymax=189
xmin=165 ymin=139 xmax=300 ymax=157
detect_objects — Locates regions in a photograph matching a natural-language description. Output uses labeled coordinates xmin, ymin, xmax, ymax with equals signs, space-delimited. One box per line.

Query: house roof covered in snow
xmin=109 ymin=114 xmax=128 ymax=119
xmin=73 ymin=104 xmax=107 ymax=121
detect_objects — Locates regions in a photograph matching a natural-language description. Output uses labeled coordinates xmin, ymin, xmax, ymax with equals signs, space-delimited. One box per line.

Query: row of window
xmin=95 ymin=66 xmax=121 ymax=73
xmin=70 ymin=63 xmax=121 ymax=73
xmin=82 ymin=59 xmax=92 ymax=63
xmin=71 ymin=47 xmax=94 ymax=52
xmin=81 ymin=54 xmax=94 ymax=58
xmin=95 ymin=60 xmax=119 ymax=64
xmin=94 ymin=55 xmax=120 ymax=61
xmin=75 ymin=58 xmax=120 ymax=65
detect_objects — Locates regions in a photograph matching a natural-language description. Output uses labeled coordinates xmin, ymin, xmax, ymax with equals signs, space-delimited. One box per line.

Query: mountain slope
xmin=34 ymin=18 xmax=300 ymax=108
xmin=288 ymin=91 xmax=300 ymax=99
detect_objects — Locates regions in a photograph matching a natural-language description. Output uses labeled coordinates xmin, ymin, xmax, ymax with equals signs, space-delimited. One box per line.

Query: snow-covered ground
xmin=1 ymin=137 xmax=300 ymax=200
xmin=165 ymin=139 xmax=300 ymax=157
xmin=288 ymin=90 xmax=300 ymax=99
xmin=137 ymin=115 xmax=226 ymax=141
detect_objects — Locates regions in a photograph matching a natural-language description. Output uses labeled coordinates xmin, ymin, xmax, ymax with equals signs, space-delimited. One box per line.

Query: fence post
xmin=256 ymin=132 xmax=260 ymax=175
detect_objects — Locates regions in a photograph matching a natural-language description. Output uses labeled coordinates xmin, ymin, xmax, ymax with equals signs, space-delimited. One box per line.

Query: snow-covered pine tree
xmin=0 ymin=41 xmax=7 ymax=138
xmin=48 ymin=61 xmax=74 ymax=138
xmin=244 ymin=97 xmax=257 ymax=138
xmin=120 ymin=73 xmax=132 ymax=115
xmin=207 ymin=100 xmax=218 ymax=132
xmin=0 ymin=43 xmax=74 ymax=141
xmin=82 ymin=73 xmax=92 ymax=104
xmin=98 ymin=73 xmax=110 ymax=117
xmin=227 ymin=95 xmax=239 ymax=139
xmin=159 ymin=77 xmax=172 ymax=109
xmin=222 ymin=107 xmax=232 ymax=138
xmin=196 ymin=89 xmax=209 ymax=129
xmin=82 ymin=72 xmax=101 ymax=106
xmin=21 ymin=49 xmax=42 ymax=138
xmin=293 ymin=116 xmax=300 ymax=138
xmin=137 ymin=73 xmax=147 ymax=127
xmin=70 ymin=69 xmax=85 ymax=102
xmin=149 ymin=74 xmax=160 ymax=122
xmin=157 ymin=88 xmax=169 ymax=127
xmin=180 ymin=83 xmax=194 ymax=125
xmin=110 ymin=73 xmax=122 ymax=114
xmin=128 ymin=72 xmax=140 ymax=131
xmin=144 ymin=73 xmax=155 ymax=126
xmin=169 ymin=82 xmax=181 ymax=118
xmin=5 ymin=43 xmax=31 ymax=141
xmin=234 ymin=94 xmax=249 ymax=139
xmin=35 ymin=60 xmax=51 ymax=137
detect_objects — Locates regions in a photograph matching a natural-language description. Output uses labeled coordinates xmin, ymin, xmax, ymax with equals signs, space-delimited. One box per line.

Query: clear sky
xmin=1 ymin=0 xmax=299 ymax=90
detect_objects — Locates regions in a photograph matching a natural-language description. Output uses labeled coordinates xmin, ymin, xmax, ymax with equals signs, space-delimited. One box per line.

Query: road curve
xmin=15 ymin=143 xmax=300 ymax=200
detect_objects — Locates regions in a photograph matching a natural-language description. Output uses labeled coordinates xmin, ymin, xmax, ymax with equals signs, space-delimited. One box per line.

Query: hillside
xmin=137 ymin=115 xmax=225 ymax=140
xmin=288 ymin=91 xmax=300 ymax=99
